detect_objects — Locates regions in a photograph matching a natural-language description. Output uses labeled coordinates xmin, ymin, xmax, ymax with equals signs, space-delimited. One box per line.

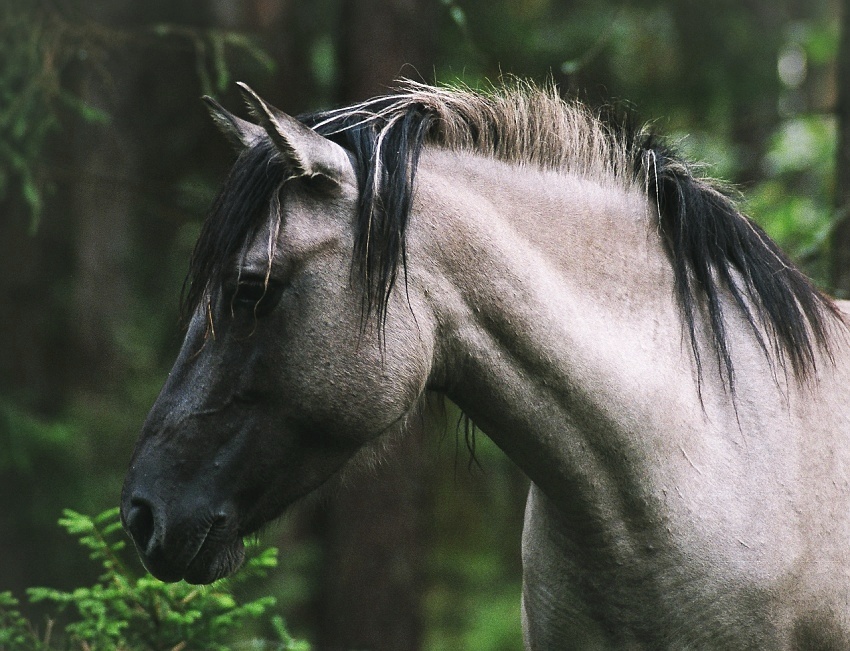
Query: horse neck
xmin=411 ymin=148 xmax=699 ymax=502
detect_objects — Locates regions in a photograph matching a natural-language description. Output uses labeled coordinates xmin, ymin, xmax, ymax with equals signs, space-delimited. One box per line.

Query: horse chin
xmin=182 ymin=537 xmax=246 ymax=585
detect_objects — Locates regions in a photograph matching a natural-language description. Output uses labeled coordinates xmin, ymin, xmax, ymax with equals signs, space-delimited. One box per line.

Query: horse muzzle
xmin=121 ymin=491 xmax=245 ymax=584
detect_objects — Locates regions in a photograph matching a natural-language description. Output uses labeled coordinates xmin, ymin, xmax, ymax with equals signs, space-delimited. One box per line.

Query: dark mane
xmin=303 ymin=98 xmax=435 ymax=327
xmin=637 ymin=136 xmax=839 ymax=389
xmin=182 ymin=139 xmax=287 ymax=323
xmin=187 ymin=82 xmax=840 ymax=387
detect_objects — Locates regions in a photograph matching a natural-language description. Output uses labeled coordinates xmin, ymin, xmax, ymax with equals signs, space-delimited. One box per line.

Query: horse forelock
xmin=182 ymin=139 xmax=288 ymax=326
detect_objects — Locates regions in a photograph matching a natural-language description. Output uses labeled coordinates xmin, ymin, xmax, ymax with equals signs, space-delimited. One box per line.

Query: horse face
xmin=121 ymin=89 xmax=434 ymax=584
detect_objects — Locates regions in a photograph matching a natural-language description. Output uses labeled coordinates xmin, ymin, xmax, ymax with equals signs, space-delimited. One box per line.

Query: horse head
xmin=120 ymin=85 xmax=434 ymax=584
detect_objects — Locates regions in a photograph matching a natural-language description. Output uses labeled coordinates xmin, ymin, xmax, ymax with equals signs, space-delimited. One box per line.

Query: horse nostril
xmin=125 ymin=498 xmax=156 ymax=553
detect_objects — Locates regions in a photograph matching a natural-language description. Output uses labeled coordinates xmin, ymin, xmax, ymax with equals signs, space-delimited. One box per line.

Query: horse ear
xmin=202 ymin=95 xmax=265 ymax=151
xmin=236 ymin=82 xmax=351 ymax=184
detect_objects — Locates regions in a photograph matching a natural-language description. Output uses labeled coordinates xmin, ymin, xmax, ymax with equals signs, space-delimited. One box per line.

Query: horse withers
xmin=121 ymin=81 xmax=850 ymax=649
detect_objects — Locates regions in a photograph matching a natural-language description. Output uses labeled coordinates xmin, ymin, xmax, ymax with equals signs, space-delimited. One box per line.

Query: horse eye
xmin=234 ymin=281 xmax=267 ymax=304
xmin=232 ymin=278 xmax=285 ymax=316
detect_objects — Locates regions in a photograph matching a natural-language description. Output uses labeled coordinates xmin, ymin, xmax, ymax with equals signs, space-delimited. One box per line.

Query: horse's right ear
xmin=202 ymin=95 xmax=265 ymax=151
xmin=237 ymin=82 xmax=353 ymax=187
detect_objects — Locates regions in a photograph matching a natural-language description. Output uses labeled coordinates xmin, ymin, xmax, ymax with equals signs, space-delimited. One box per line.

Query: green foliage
xmin=0 ymin=0 xmax=109 ymax=232
xmin=1 ymin=509 xmax=309 ymax=651
xmin=440 ymin=0 xmax=468 ymax=30
xmin=0 ymin=592 xmax=33 ymax=649
xmin=0 ymin=0 xmax=275 ymax=232
xmin=150 ymin=24 xmax=275 ymax=97
xmin=0 ymin=399 xmax=78 ymax=474
xmin=425 ymin=549 xmax=522 ymax=651
xmin=425 ymin=415 xmax=526 ymax=651
xmin=747 ymin=114 xmax=838 ymax=284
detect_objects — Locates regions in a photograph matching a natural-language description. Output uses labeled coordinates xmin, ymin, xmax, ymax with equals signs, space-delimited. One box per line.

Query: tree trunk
xmin=337 ymin=0 xmax=437 ymax=100
xmin=833 ymin=0 xmax=850 ymax=298
xmin=314 ymin=3 xmax=437 ymax=649
xmin=69 ymin=71 xmax=135 ymax=392
xmin=316 ymin=429 xmax=429 ymax=651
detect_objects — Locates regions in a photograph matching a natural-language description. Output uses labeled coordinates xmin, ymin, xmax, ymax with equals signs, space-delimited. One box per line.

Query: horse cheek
xmin=283 ymin=326 xmax=429 ymax=443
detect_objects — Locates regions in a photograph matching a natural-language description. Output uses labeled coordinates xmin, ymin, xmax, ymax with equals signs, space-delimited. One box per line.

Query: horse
xmin=121 ymin=79 xmax=850 ymax=649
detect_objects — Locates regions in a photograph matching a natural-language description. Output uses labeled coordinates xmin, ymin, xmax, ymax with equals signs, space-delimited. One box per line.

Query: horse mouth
xmin=136 ymin=517 xmax=247 ymax=585
xmin=182 ymin=529 xmax=246 ymax=585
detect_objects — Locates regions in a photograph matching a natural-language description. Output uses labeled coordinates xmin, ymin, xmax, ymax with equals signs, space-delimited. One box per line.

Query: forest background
xmin=2 ymin=0 xmax=850 ymax=649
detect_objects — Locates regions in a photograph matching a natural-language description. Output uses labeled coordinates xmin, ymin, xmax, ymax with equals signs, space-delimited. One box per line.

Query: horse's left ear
xmin=237 ymin=82 xmax=352 ymax=186
xmin=202 ymin=95 xmax=265 ymax=151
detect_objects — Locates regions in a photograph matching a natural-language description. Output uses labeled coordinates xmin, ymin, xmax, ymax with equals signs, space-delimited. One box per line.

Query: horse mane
xmin=641 ymin=137 xmax=838 ymax=389
xmin=187 ymin=80 xmax=840 ymax=389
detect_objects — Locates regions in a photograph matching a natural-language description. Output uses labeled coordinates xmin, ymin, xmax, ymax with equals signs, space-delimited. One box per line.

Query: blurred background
xmin=2 ymin=0 xmax=850 ymax=649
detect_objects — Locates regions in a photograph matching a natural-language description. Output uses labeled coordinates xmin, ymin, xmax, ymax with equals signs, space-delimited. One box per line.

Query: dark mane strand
xmin=302 ymin=103 xmax=437 ymax=328
xmin=636 ymin=134 xmax=839 ymax=390
xmin=182 ymin=140 xmax=287 ymax=325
